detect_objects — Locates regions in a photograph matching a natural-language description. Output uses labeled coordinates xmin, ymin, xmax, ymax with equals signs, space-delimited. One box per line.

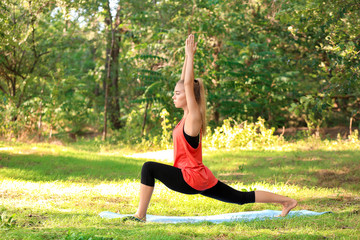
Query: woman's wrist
xmin=187 ymin=53 xmax=194 ymax=59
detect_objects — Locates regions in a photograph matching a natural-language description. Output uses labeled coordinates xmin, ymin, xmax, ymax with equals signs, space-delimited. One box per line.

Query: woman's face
xmin=172 ymin=83 xmax=187 ymax=109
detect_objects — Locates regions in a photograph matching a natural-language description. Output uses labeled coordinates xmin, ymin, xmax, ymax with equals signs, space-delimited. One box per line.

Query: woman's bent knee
xmin=141 ymin=161 xmax=156 ymax=187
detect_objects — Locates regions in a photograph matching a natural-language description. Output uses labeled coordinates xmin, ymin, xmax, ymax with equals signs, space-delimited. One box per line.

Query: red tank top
xmin=173 ymin=118 xmax=218 ymax=191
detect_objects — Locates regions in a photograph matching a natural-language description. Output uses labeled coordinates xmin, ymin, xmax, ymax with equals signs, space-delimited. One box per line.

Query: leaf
xmin=144 ymin=81 xmax=162 ymax=96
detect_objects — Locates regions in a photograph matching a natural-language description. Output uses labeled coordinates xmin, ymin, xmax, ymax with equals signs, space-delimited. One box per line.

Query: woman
xmin=125 ymin=34 xmax=297 ymax=222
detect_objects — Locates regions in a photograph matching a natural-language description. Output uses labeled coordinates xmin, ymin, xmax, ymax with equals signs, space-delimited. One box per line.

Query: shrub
xmin=203 ymin=117 xmax=282 ymax=149
xmin=160 ymin=109 xmax=172 ymax=149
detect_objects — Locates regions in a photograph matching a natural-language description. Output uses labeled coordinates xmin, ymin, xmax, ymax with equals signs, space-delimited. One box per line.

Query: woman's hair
xmin=177 ymin=79 xmax=207 ymax=135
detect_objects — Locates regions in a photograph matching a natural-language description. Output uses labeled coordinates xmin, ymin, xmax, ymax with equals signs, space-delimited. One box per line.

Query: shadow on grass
xmin=1 ymin=148 xmax=360 ymax=191
xmin=0 ymin=151 xmax=144 ymax=183
xmin=297 ymin=195 xmax=360 ymax=213
xmin=205 ymin=149 xmax=360 ymax=191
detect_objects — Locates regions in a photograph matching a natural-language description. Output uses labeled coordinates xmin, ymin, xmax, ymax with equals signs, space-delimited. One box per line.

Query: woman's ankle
xmin=134 ymin=213 xmax=146 ymax=221
xmin=134 ymin=214 xmax=146 ymax=222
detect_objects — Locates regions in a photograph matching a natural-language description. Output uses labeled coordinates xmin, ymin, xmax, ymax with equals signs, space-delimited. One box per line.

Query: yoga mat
xmin=99 ymin=210 xmax=331 ymax=224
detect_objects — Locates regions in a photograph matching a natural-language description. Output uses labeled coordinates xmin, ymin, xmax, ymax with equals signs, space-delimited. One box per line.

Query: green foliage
xmin=160 ymin=108 xmax=172 ymax=149
xmin=289 ymin=95 xmax=332 ymax=132
xmin=204 ymin=117 xmax=281 ymax=149
xmin=0 ymin=100 xmax=16 ymax=139
xmin=1 ymin=0 xmax=359 ymax=141
xmin=0 ymin=213 xmax=16 ymax=229
xmin=348 ymin=130 xmax=360 ymax=144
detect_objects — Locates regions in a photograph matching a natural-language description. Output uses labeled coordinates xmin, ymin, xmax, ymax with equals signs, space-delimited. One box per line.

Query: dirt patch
xmin=316 ymin=167 xmax=360 ymax=188
xmin=301 ymin=156 xmax=323 ymax=162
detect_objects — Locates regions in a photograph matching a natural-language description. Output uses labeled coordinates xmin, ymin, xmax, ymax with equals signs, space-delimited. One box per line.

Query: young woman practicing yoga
xmin=124 ymin=34 xmax=297 ymax=222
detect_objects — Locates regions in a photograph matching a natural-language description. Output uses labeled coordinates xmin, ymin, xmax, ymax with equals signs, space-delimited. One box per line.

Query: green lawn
xmin=0 ymin=140 xmax=359 ymax=239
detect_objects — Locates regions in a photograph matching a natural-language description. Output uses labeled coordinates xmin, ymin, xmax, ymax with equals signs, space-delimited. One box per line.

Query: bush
xmin=203 ymin=117 xmax=282 ymax=149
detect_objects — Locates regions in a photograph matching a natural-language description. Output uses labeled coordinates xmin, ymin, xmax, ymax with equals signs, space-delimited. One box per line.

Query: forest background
xmin=1 ymin=0 xmax=359 ymax=147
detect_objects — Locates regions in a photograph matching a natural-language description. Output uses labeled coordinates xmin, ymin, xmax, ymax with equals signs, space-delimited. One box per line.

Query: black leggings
xmin=141 ymin=161 xmax=255 ymax=205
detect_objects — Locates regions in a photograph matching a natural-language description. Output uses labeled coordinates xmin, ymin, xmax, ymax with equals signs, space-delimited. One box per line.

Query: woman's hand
xmin=185 ymin=34 xmax=197 ymax=58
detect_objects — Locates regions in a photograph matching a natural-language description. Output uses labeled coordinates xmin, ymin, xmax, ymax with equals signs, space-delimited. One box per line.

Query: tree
xmin=1 ymin=0 xmax=359 ymax=140
xmin=278 ymin=0 xmax=360 ymax=127
xmin=0 ymin=0 xmax=51 ymax=114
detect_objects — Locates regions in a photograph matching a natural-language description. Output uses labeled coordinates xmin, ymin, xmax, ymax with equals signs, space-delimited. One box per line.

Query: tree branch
xmin=17 ymin=50 xmax=26 ymax=74
xmin=0 ymin=84 xmax=8 ymax=95
xmin=1 ymin=59 xmax=26 ymax=80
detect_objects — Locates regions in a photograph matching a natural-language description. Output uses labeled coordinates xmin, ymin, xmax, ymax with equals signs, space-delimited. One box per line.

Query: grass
xmin=0 ymin=140 xmax=360 ymax=239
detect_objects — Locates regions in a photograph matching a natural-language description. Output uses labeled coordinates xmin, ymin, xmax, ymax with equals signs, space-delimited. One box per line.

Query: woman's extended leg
xmin=255 ymin=190 xmax=297 ymax=217
xmin=201 ymin=181 xmax=255 ymax=205
xmin=201 ymin=181 xmax=297 ymax=217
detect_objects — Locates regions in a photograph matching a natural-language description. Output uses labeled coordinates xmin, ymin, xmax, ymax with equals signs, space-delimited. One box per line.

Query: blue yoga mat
xmin=99 ymin=210 xmax=331 ymax=224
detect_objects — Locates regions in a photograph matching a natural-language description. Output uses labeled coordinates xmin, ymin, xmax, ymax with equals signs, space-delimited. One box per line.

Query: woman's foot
xmin=279 ymin=199 xmax=298 ymax=217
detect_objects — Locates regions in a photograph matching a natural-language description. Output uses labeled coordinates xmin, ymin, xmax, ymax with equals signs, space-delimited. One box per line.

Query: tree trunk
xmin=37 ymin=89 xmax=43 ymax=141
xmin=103 ymin=76 xmax=109 ymax=140
xmin=109 ymin=22 xmax=122 ymax=129
xmin=102 ymin=1 xmax=116 ymax=141
xmin=141 ymin=101 xmax=150 ymax=136
xmin=211 ymin=38 xmax=222 ymax=124
xmin=104 ymin=2 xmax=123 ymax=132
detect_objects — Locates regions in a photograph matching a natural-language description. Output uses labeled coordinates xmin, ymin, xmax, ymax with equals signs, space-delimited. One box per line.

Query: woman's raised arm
xmin=183 ymin=34 xmax=201 ymax=136
xmin=180 ymin=53 xmax=187 ymax=81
